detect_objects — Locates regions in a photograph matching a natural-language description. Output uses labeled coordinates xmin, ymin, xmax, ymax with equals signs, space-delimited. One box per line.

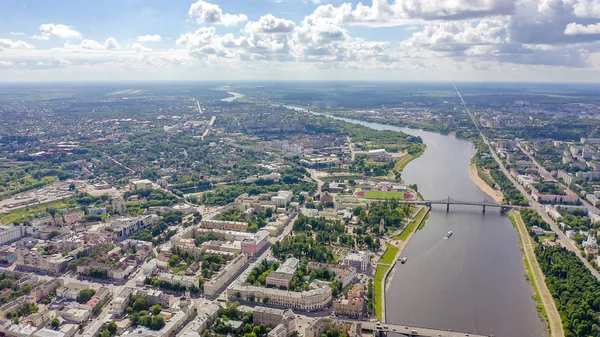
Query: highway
xmin=454 ymin=85 xmax=600 ymax=281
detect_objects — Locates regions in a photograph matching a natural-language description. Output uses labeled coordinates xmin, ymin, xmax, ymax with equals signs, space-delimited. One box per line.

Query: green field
xmin=392 ymin=207 xmax=428 ymax=241
xmin=0 ymin=199 xmax=72 ymax=225
xmin=394 ymin=144 xmax=426 ymax=173
xmin=374 ymin=245 xmax=399 ymax=320
xmin=364 ymin=191 xmax=405 ymax=199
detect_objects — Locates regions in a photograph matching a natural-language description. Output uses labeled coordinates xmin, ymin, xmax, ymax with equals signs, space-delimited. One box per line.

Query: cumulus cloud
xmin=402 ymin=20 xmax=506 ymax=52
xmin=32 ymin=23 xmax=81 ymax=40
xmin=565 ymin=22 xmax=600 ymax=35
xmin=131 ymin=43 xmax=153 ymax=53
xmin=245 ymin=14 xmax=296 ymax=34
xmin=10 ymin=32 xmax=25 ymax=36
xmin=63 ymin=38 xmax=119 ymax=51
xmin=0 ymin=38 xmax=35 ymax=50
xmin=188 ymin=0 xmax=248 ymax=26
xmin=572 ymin=0 xmax=600 ymax=18
xmin=0 ymin=61 xmax=15 ymax=67
xmin=304 ymin=0 xmax=515 ymax=27
xmin=137 ymin=34 xmax=162 ymax=42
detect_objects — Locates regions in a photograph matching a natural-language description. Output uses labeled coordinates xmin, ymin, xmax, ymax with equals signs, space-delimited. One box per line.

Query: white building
xmin=343 ymin=251 xmax=370 ymax=272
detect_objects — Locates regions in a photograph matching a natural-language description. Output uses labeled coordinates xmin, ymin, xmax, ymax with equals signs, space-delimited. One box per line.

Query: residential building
xmin=271 ymin=191 xmax=293 ymax=207
xmin=576 ymin=171 xmax=600 ymax=181
xmin=343 ymin=251 xmax=370 ymax=272
xmin=0 ymin=225 xmax=25 ymax=246
xmin=240 ymin=231 xmax=270 ymax=256
xmin=304 ymin=318 xmax=361 ymax=337
xmin=179 ymin=301 xmax=220 ymax=337
xmin=60 ymin=308 xmax=90 ymax=323
xmin=266 ymin=258 xmax=299 ymax=289
xmin=56 ymin=283 xmax=90 ymax=301
xmin=587 ymin=194 xmax=600 ymax=207
xmin=307 ymin=262 xmax=356 ymax=288
xmin=204 ymin=254 xmax=249 ymax=296
xmin=111 ymin=214 xmax=159 ymax=240
xmin=333 ymin=297 xmax=364 ymax=318
xmin=157 ymin=273 xmax=199 ymax=289
xmin=583 ymin=235 xmax=598 ymax=248
xmin=0 ymin=296 xmax=35 ymax=318
xmin=14 ymin=248 xmax=70 ymax=274
xmin=199 ymin=219 xmax=248 ymax=232
xmin=557 ymin=170 xmax=574 ymax=185
xmin=227 ymin=284 xmax=332 ymax=312
xmin=31 ymin=278 xmax=63 ymax=302
xmin=129 ymin=179 xmax=154 ymax=190
xmin=545 ymin=206 xmax=563 ymax=221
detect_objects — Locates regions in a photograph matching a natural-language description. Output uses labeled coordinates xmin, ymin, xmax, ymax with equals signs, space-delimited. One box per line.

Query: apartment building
xmin=227 ymin=283 xmax=332 ymax=312
xmin=111 ymin=214 xmax=159 ymax=240
xmin=199 ymin=219 xmax=249 ymax=232
xmin=204 ymin=254 xmax=249 ymax=296
xmin=14 ymin=248 xmax=70 ymax=274
xmin=240 ymin=231 xmax=270 ymax=256
xmin=266 ymin=258 xmax=299 ymax=289
xmin=157 ymin=273 xmax=199 ymax=289
xmin=307 ymin=262 xmax=356 ymax=288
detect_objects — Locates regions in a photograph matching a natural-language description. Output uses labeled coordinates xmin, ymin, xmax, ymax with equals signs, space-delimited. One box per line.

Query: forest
xmin=535 ymin=245 xmax=600 ymax=337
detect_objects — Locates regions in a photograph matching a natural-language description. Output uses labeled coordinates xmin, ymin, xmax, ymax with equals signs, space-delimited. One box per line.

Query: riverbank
xmin=511 ymin=211 xmax=564 ymax=337
xmin=469 ymin=163 xmax=504 ymax=203
xmin=394 ymin=144 xmax=426 ymax=173
xmin=375 ymin=206 xmax=430 ymax=321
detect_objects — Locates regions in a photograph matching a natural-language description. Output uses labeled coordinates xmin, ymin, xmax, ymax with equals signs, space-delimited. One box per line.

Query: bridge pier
xmin=446 ymin=203 xmax=449 ymax=212
xmin=482 ymin=205 xmax=486 ymax=213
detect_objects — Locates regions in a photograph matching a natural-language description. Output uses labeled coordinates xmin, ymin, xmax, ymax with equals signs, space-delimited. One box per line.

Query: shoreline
xmin=469 ymin=163 xmax=504 ymax=203
xmin=377 ymin=206 xmax=430 ymax=322
xmin=510 ymin=211 xmax=564 ymax=337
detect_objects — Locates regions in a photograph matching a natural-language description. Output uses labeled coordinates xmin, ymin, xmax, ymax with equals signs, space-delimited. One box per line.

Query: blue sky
xmin=1 ymin=0 xmax=600 ymax=81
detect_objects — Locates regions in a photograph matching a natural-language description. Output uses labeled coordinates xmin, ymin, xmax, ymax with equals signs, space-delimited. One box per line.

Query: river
xmin=288 ymin=107 xmax=546 ymax=337
xmin=221 ymin=92 xmax=245 ymax=102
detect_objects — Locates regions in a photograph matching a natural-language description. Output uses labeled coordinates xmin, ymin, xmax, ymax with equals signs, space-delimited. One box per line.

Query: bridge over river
xmin=396 ymin=196 xmax=519 ymax=213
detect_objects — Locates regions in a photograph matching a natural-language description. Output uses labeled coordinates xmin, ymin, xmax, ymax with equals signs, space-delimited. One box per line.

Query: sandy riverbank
xmin=469 ymin=163 xmax=504 ymax=203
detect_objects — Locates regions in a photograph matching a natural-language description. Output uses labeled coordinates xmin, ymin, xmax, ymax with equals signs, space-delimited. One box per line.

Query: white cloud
xmin=131 ymin=43 xmax=153 ymax=53
xmin=188 ymin=0 xmax=248 ymax=26
xmin=0 ymin=61 xmax=14 ymax=67
xmin=565 ymin=22 xmax=600 ymax=35
xmin=9 ymin=32 xmax=25 ymax=36
xmin=63 ymin=38 xmax=119 ymax=51
xmin=572 ymin=0 xmax=600 ymax=18
xmin=137 ymin=34 xmax=162 ymax=42
xmin=245 ymin=14 xmax=296 ymax=34
xmin=105 ymin=37 xmax=119 ymax=50
xmin=304 ymin=0 xmax=514 ymax=28
xmin=0 ymin=38 xmax=35 ymax=50
xmin=32 ymin=23 xmax=82 ymax=40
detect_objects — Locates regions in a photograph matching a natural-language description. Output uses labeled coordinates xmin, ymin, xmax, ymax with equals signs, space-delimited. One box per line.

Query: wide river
xmin=306 ymin=112 xmax=546 ymax=337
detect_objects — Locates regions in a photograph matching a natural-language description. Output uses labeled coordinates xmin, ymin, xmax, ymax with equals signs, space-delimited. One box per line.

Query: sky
xmin=2 ymin=0 xmax=600 ymax=82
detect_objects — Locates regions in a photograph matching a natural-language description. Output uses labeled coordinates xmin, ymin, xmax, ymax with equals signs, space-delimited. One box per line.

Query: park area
xmin=363 ymin=191 xmax=408 ymax=199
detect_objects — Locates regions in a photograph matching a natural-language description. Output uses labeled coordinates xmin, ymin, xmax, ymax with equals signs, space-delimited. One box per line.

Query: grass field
xmin=374 ymin=244 xmax=400 ymax=320
xmin=364 ymin=191 xmax=405 ymax=199
xmin=0 ymin=199 xmax=72 ymax=224
xmin=392 ymin=208 xmax=428 ymax=241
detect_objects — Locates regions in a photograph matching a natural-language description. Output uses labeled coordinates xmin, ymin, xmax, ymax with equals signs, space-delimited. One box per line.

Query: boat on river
xmin=446 ymin=231 xmax=453 ymax=238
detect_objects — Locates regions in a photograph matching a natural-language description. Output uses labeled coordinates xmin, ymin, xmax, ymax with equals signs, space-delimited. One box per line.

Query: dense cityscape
xmin=1 ymin=81 xmax=600 ymax=337
xmin=4 ymin=0 xmax=600 ymax=335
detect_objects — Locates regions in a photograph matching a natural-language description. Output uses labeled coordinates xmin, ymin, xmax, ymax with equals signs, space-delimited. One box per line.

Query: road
xmin=196 ymin=100 xmax=202 ymax=114
xmin=455 ymin=84 xmax=600 ymax=281
xmin=347 ymin=136 xmax=356 ymax=161
xmin=512 ymin=212 xmax=564 ymax=337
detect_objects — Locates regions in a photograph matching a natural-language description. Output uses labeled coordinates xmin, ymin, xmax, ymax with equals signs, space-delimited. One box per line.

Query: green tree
xmin=51 ymin=318 xmax=60 ymax=329
xmin=151 ymin=304 xmax=162 ymax=315
xmin=76 ymin=289 xmax=96 ymax=304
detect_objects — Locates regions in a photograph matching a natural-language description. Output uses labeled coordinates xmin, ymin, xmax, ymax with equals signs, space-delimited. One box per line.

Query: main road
xmin=455 ymin=85 xmax=600 ymax=281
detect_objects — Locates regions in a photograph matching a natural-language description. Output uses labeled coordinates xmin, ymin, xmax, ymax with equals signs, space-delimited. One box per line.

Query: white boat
xmin=446 ymin=231 xmax=453 ymax=238
xmin=400 ymin=257 xmax=407 ymax=264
